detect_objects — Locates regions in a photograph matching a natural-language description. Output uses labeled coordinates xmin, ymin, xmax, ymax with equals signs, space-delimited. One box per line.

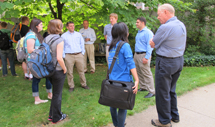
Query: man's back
xmin=20 ymin=24 xmax=29 ymax=37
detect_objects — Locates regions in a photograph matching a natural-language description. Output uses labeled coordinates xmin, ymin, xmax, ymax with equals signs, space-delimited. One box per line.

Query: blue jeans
xmin=1 ymin=49 xmax=16 ymax=75
xmin=110 ymin=107 xmax=127 ymax=127
xmin=32 ymin=76 xmax=52 ymax=97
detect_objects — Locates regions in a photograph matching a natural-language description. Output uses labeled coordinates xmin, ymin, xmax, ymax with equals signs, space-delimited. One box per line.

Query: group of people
xmin=104 ymin=3 xmax=186 ymax=127
xmin=0 ymin=3 xmax=186 ymax=127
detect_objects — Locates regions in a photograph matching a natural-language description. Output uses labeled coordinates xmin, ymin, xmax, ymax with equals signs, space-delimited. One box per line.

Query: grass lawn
xmin=0 ymin=65 xmax=215 ymax=127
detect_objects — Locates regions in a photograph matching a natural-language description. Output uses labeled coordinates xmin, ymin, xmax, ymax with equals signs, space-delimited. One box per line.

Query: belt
xmin=67 ymin=52 xmax=81 ymax=55
xmin=156 ymin=54 xmax=182 ymax=59
xmin=106 ymin=44 xmax=110 ymax=46
xmin=136 ymin=52 xmax=146 ymax=54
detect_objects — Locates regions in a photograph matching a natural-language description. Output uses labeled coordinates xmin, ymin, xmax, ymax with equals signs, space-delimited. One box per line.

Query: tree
xmin=179 ymin=0 xmax=215 ymax=55
xmin=0 ymin=0 xmax=193 ymax=40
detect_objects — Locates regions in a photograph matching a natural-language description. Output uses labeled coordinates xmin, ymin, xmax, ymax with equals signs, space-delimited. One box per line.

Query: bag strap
xmin=107 ymin=41 xmax=126 ymax=79
xmin=44 ymin=36 xmax=61 ymax=67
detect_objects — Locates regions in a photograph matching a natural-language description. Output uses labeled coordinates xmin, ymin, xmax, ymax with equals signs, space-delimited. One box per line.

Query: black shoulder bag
xmin=98 ymin=41 xmax=136 ymax=110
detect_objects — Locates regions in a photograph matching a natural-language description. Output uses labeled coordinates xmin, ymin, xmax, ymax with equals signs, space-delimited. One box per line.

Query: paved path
xmin=106 ymin=83 xmax=215 ymax=127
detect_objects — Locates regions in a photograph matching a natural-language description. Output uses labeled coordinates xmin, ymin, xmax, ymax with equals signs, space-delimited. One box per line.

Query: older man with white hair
xmin=150 ymin=3 xmax=187 ymax=127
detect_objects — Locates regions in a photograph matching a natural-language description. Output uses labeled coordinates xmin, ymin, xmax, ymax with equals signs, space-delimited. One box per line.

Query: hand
xmin=132 ymin=81 xmax=139 ymax=94
xmin=149 ymin=38 xmax=155 ymax=48
xmin=142 ymin=58 xmax=148 ymax=64
xmin=85 ymin=38 xmax=90 ymax=42
xmin=63 ymin=68 xmax=67 ymax=74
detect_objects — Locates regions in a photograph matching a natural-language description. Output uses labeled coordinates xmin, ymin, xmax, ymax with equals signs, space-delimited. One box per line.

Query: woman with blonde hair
xmin=45 ymin=19 xmax=67 ymax=124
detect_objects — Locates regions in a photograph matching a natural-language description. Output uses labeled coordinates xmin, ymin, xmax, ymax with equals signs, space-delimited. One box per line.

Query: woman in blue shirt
xmin=25 ymin=18 xmax=52 ymax=104
xmin=108 ymin=22 xmax=139 ymax=127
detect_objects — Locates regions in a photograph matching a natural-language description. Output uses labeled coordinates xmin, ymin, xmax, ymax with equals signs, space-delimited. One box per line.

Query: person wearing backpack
xmin=24 ymin=18 xmax=52 ymax=104
xmin=45 ymin=19 xmax=67 ymax=124
xmin=0 ymin=22 xmax=17 ymax=77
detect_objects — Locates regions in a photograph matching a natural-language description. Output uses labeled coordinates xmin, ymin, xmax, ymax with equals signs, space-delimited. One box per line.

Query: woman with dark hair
xmin=25 ymin=18 xmax=52 ymax=104
xmin=108 ymin=22 xmax=139 ymax=127
xmin=45 ymin=19 xmax=67 ymax=124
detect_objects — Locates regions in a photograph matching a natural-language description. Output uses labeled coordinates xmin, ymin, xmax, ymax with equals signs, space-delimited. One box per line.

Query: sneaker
xmin=52 ymin=114 xmax=67 ymax=124
xmin=2 ymin=74 xmax=7 ymax=77
xmin=48 ymin=116 xmax=52 ymax=121
xmin=151 ymin=119 xmax=172 ymax=127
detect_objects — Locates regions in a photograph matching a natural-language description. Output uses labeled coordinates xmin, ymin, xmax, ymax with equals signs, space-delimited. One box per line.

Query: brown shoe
xmin=90 ymin=71 xmax=95 ymax=74
xmin=69 ymin=88 xmax=74 ymax=92
xmin=82 ymin=86 xmax=90 ymax=89
xmin=151 ymin=119 xmax=172 ymax=127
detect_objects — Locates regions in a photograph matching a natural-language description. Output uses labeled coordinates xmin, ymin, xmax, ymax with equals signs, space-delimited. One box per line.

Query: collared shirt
xmin=61 ymin=31 xmax=85 ymax=57
xmin=135 ymin=26 xmax=154 ymax=60
xmin=153 ymin=16 xmax=187 ymax=57
xmin=79 ymin=27 xmax=96 ymax=45
xmin=103 ymin=24 xmax=112 ymax=45
xmin=108 ymin=41 xmax=136 ymax=82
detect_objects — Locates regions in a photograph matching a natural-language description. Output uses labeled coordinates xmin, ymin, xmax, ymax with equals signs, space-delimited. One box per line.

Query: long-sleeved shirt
xmin=61 ymin=31 xmax=85 ymax=57
xmin=108 ymin=41 xmax=136 ymax=82
xmin=153 ymin=16 xmax=187 ymax=57
xmin=103 ymin=24 xmax=112 ymax=45
xmin=135 ymin=26 xmax=154 ymax=60
xmin=79 ymin=27 xmax=96 ymax=45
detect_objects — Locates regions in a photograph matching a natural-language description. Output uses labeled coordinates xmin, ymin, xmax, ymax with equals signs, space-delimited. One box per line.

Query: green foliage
xmin=0 ymin=0 xmax=192 ymax=40
xmin=184 ymin=45 xmax=203 ymax=58
xmin=184 ymin=55 xmax=215 ymax=67
xmin=179 ymin=0 xmax=215 ymax=55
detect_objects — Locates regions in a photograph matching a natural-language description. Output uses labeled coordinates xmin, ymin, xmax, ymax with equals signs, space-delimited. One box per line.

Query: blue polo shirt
xmin=108 ymin=41 xmax=136 ymax=82
xmin=153 ymin=16 xmax=187 ymax=57
xmin=135 ymin=26 xmax=154 ymax=59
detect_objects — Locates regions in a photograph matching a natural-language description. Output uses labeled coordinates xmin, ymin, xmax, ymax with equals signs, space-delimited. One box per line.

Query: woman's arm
xmin=27 ymin=39 xmax=35 ymax=54
xmin=131 ymin=68 xmax=139 ymax=94
xmin=57 ymin=41 xmax=67 ymax=74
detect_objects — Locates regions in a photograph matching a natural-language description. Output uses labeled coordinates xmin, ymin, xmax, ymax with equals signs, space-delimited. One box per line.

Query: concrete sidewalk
xmin=106 ymin=83 xmax=215 ymax=127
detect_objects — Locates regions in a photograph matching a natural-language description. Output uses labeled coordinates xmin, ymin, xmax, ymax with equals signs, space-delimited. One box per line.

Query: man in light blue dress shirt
xmin=62 ymin=21 xmax=89 ymax=92
xmin=79 ymin=20 xmax=96 ymax=74
xmin=150 ymin=4 xmax=186 ymax=127
xmin=103 ymin=13 xmax=118 ymax=64
xmin=134 ymin=17 xmax=155 ymax=98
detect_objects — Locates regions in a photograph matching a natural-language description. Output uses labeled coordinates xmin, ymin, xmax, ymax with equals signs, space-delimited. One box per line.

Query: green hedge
xmin=150 ymin=55 xmax=215 ymax=67
xmin=184 ymin=55 xmax=215 ymax=67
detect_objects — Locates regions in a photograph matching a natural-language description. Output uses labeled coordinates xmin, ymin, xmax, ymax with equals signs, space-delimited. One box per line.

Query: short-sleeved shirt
xmin=24 ymin=30 xmax=41 ymax=61
xmin=20 ymin=24 xmax=29 ymax=37
xmin=44 ymin=34 xmax=64 ymax=70
xmin=103 ymin=24 xmax=112 ymax=45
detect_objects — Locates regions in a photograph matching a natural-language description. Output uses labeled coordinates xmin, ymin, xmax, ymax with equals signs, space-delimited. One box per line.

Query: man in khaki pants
xmin=79 ymin=20 xmax=96 ymax=74
xmin=62 ymin=21 xmax=89 ymax=92
xmin=103 ymin=13 xmax=118 ymax=64
xmin=134 ymin=17 xmax=155 ymax=98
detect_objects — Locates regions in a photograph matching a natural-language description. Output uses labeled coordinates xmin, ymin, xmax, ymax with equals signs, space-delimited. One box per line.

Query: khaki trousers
xmin=65 ymin=53 xmax=87 ymax=88
xmin=134 ymin=53 xmax=155 ymax=94
xmin=106 ymin=46 xmax=109 ymax=65
xmin=84 ymin=44 xmax=95 ymax=72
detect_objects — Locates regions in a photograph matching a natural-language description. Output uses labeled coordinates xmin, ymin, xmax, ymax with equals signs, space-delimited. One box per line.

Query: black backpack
xmin=0 ymin=31 xmax=11 ymax=50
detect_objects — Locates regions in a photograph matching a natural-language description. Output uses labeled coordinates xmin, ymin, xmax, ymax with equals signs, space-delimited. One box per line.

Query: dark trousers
xmin=155 ymin=56 xmax=184 ymax=124
xmin=1 ymin=49 xmax=16 ymax=75
xmin=48 ymin=70 xmax=66 ymax=122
